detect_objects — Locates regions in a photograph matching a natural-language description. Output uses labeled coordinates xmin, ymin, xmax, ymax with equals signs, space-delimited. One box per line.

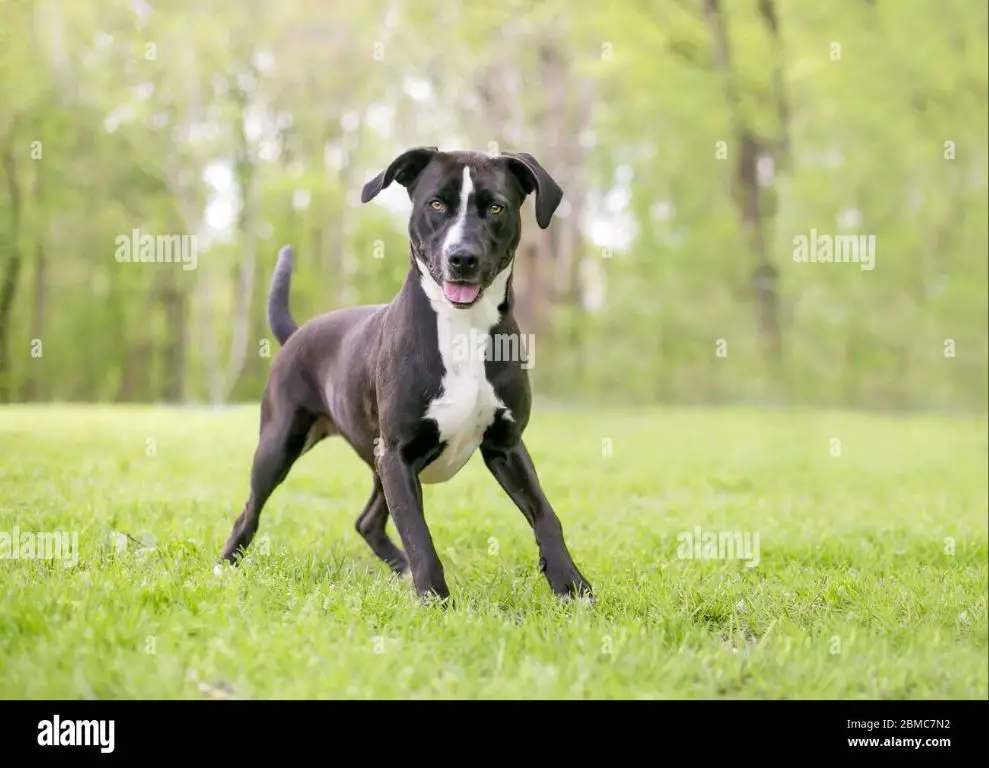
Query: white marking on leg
xmin=441 ymin=166 xmax=474 ymax=269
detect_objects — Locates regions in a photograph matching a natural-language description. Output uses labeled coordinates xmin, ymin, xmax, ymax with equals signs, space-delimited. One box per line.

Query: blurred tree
xmin=0 ymin=0 xmax=984 ymax=410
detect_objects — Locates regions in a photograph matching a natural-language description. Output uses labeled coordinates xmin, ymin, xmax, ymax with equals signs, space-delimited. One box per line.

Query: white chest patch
xmin=416 ymin=257 xmax=513 ymax=484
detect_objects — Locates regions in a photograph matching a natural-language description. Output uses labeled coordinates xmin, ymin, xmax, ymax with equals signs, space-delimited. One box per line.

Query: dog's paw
xmin=415 ymin=588 xmax=455 ymax=612
xmin=562 ymin=586 xmax=595 ymax=606
xmin=543 ymin=560 xmax=594 ymax=603
xmin=213 ymin=561 xmax=238 ymax=578
xmin=388 ymin=554 xmax=410 ymax=576
xmin=559 ymin=580 xmax=594 ymax=604
xmin=412 ymin=577 xmax=451 ymax=605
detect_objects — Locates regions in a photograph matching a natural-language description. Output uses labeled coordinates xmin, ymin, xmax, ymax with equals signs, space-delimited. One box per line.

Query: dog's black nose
xmin=448 ymin=249 xmax=479 ymax=275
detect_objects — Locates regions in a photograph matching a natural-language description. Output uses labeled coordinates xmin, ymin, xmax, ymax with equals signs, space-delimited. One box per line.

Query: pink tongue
xmin=443 ymin=282 xmax=480 ymax=304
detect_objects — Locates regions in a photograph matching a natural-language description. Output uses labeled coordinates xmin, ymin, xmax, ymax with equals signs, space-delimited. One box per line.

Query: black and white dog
xmin=219 ymin=147 xmax=593 ymax=602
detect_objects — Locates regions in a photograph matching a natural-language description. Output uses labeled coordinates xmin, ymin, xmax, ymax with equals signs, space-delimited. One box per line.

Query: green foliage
xmin=0 ymin=0 xmax=985 ymax=408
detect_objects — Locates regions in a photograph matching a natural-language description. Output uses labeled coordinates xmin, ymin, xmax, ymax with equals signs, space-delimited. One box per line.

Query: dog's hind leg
xmin=355 ymin=473 xmax=408 ymax=575
xmin=220 ymin=406 xmax=315 ymax=564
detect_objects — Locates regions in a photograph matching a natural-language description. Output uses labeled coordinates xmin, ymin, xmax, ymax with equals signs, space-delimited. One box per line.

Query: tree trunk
xmin=23 ymin=158 xmax=46 ymax=400
xmin=217 ymin=117 xmax=258 ymax=402
xmin=0 ymin=146 xmax=24 ymax=401
xmin=702 ymin=0 xmax=783 ymax=365
xmin=160 ymin=280 xmax=187 ymax=402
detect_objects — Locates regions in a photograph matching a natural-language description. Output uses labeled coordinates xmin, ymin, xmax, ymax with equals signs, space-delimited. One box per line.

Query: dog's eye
xmin=488 ymin=203 xmax=504 ymax=215
xmin=429 ymin=200 xmax=446 ymax=212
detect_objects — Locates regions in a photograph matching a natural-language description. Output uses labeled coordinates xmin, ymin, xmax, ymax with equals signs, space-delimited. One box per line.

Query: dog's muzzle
xmin=443 ymin=248 xmax=482 ymax=305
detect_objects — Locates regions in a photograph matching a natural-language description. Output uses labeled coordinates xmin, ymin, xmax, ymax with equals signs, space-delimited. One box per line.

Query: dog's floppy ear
xmin=501 ymin=151 xmax=564 ymax=229
xmin=360 ymin=146 xmax=439 ymax=203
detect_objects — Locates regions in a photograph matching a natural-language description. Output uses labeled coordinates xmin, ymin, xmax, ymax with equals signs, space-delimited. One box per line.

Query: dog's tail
xmin=268 ymin=245 xmax=299 ymax=345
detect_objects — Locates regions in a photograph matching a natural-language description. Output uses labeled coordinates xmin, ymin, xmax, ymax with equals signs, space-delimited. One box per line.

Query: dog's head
xmin=360 ymin=147 xmax=562 ymax=309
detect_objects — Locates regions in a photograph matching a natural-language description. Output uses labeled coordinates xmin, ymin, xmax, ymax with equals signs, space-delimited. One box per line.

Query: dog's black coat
xmin=219 ymin=148 xmax=592 ymax=601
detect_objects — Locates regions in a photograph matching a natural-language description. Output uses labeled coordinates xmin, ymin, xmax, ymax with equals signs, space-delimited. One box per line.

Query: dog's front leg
xmin=481 ymin=441 xmax=593 ymax=600
xmin=375 ymin=449 xmax=449 ymax=601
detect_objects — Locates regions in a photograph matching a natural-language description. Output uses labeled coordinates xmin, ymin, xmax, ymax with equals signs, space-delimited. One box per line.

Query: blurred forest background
xmin=0 ymin=0 xmax=986 ymax=410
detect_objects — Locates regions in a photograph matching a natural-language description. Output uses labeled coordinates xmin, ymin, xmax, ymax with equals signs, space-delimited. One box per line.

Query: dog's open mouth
xmin=443 ymin=281 xmax=482 ymax=307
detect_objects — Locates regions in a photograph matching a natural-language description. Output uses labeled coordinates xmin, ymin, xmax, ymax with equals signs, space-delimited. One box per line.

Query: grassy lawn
xmin=0 ymin=403 xmax=986 ymax=699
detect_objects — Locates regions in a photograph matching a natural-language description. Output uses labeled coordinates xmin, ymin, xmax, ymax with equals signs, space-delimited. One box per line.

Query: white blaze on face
xmin=441 ymin=165 xmax=475 ymax=271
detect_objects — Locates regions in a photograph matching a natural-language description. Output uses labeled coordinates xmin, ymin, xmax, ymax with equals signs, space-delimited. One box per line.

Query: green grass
xmin=0 ymin=403 xmax=986 ymax=699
